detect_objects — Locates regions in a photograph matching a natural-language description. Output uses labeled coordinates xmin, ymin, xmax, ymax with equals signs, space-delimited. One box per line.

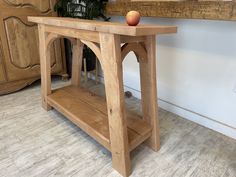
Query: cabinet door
xmin=1 ymin=0 xmax=51 ymax=12
xmin=0 ymin=42 xmax=6 ymax=83
xmin=0 ymin=66 xmax=5 ymax=83
xmin=0 ymin=0 xmax=64 ymax=82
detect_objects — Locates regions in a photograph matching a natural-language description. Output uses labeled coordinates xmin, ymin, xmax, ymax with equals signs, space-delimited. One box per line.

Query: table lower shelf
xmin=47 ymin=85 xmax=152 ymax=151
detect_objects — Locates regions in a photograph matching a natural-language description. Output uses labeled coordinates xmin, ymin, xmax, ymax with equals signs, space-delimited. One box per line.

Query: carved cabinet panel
xmin=5 ymin=17 xmax=40 ymax=69
xmin=0 ymin=66 xmax=5 ymax=82
xmin=3 ymin=0 xmax=51 ymax=12
xmin=3 ymin=17 xmax=63 ymax=81
xmin=0 ymin=0 xmax=66 ymax=94
xmin=0 ymin=42 xmax=5 ymax=83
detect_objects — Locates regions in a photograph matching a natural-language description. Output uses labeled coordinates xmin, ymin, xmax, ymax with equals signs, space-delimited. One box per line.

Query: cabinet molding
xmin=0 ymin=77 xmax=38 ymax=94
xmin=0 ymin=38 xmax=6 ymax=83
xmin=4 ymin=16 xmax=39 ymax=69
xmin=2 ymin=0 xmax=51 ymax=13
xmin=0 ymin=0 xmax=67 ymax=95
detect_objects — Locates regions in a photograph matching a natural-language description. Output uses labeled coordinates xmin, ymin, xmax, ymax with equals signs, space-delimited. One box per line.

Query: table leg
xmin=140 ymin=35 xmax=160 ymax=151
xmin=100 ymin=33 xmax=131 ymax=177
xmin=38 ymin=24 xmax=51 ymax=111
xmin=71 ymin=39 xmax=84 ymax=86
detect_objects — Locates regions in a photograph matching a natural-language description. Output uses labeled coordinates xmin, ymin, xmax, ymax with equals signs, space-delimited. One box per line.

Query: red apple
xmin=126 ymin=11 xmax=140 ymax=26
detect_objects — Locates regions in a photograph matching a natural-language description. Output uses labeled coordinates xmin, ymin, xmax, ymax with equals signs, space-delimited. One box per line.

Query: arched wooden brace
xmin=45 ymin=34 xmax=105 ymax=86
xmin=45 ymin=33 xmax=84 ymax=86
xmin=80 ymin=39 xmax=104 ymax=69
xmin=45 ymin=33 xmax=60 ymax=49
xmin=45 ymin=33 xmax=76 ymax=50
xmin=121 ymin=42 xmax=147 ymax=63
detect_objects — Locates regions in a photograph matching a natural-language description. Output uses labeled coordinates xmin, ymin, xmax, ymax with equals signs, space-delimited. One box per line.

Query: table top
xmin=28 ymin=17 xmax=177 ymax=36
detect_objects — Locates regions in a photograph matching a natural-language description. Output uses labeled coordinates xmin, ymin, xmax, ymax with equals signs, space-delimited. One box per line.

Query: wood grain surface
xmin=0 ymin=78 xmax=235 ymax=177
xmin=106 ymin=1 xmax=236 ymax=21
xmin=28 ymin=17 xmax=177 ymax=36
xmin=0 ymin=0 xmax=67 ymax=95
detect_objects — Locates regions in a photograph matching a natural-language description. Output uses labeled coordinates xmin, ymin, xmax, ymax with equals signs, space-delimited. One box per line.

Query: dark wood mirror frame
xmin=106 ymin=1 xmax=236 ymax=21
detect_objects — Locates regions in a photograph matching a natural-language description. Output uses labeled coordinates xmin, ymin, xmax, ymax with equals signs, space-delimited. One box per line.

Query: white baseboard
xmin=158 ymin=99 xmax=236 ymax=140
xmin=89 ymin=74 xmax=236 ymax=140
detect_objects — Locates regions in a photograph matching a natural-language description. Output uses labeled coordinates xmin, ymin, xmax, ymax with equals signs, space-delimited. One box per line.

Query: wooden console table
xmin=28 ymin=16 xmax=177 ymax=177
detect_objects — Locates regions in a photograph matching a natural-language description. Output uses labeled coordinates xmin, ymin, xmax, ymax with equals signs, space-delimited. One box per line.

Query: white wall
xmin=111 ymin=16 xmax=236 ymax=139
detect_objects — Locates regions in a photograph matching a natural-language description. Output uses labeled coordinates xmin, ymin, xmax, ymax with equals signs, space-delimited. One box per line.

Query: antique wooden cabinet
xmin=0 ymin=0 xmax=67 ymax=95
xmin=0 ymin=40 xmax=6 ymax=83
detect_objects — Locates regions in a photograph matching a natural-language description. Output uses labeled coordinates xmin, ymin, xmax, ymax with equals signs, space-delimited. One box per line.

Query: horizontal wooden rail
xmin=106 ymin=1 xmax=236 ymax=21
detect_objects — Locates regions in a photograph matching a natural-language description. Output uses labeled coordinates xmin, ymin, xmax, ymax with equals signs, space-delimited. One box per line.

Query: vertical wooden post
xmin=38 ymin=24 xmax=51 ymax=111
xmin=100 ymin=33 xmax=131 ymax=177
xmin=71 ymin=39 xmax=84 ymax=86
xmin=83 ymin=58 xmax=88 ymax=83
xmin=95 ymin=58 xmax=99 ymax=84
xmin=140 ymin=35 xmax=160 ymax=151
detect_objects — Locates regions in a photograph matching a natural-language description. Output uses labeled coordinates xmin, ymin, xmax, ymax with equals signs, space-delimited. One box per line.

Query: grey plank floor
xmin=0 ymin=78 xmax=235 ymax=177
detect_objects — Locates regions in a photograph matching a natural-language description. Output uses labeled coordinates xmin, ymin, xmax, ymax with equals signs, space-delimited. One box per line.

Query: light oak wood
xmin=121 ymin=42 xmax=147 ymax=62
xmin=0 ymin=0 xmax=66 ymax=95
xmin=100 ymin=33 xmax=131 ymax=177
xmin=0 ymin=64 xmax=5 ymax=83
xmin=131 ymin=0 xmax=184 ymax=1
xmin=47 ymin=85 xmax=152 ymax=152
xmin=106 ymin=1 xmax=236 ymax=21
xmin=83 ymin=58 xmax=88 ymax=83
xmin=120 ymin=35 xmax=146 ymax=43
xmin=48 ymin=86 xmax=111 ymax=149
xmin=0 ymin=77 xmax=38 ymax=94
xmin=71 ymin=39 xmax=84 ymax=86
xmin=0 ymin=79 xmax=235 ymax=177
xmin=4 ymin=17 xmax=42 ymax=70
xmin=45 ymin=33 xmax=61 ymax=48
xmin=0 ymin=39 xmax=6 ymax=83
xmin=0 ymin=0 xmax=51 ymax=12
xmin=3 ymin=17 xmax=64 ymax=80
xmin=28 ymin=17 xmax=177 ymax=36
xmin=38 ymin=24 xmax=52 ymax=111
xmin=45 ymin=25 xmax=100 ymax=43
xmin=140 ymin=35 xmax=160 ymax=151
xmin=29 ymin=16 xmax=177 ymax=177
xmin=80 ymin=40 xmax=102 ymax=63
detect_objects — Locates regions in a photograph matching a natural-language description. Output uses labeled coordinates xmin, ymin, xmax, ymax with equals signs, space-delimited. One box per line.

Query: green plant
xmin=54 ymin=0 xmax=110 ymax=73
xmin=54 ymin=0 xmax=110 ymax=21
